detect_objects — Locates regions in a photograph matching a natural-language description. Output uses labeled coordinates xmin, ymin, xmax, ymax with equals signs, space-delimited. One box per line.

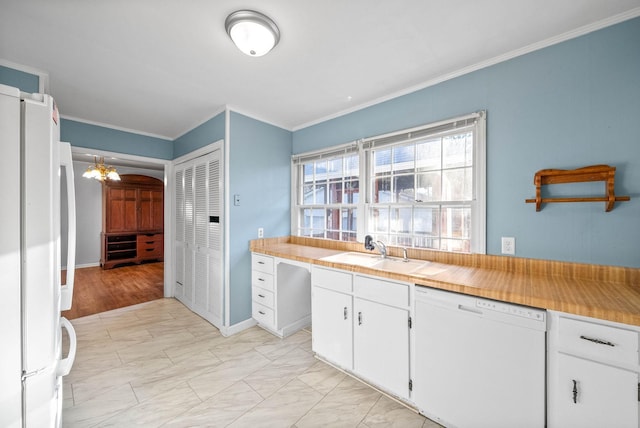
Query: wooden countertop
xmin=250 ymin=237 xmax=640 ymax=327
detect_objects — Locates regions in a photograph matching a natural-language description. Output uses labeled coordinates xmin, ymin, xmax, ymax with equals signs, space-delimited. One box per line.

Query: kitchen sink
xmin=320 ymin=251 xmax=432 ymax=275
xmin=320 ymin=252 xmax=382 ymax=267
xmin=371 ymin=257 xmax=429 ymax=274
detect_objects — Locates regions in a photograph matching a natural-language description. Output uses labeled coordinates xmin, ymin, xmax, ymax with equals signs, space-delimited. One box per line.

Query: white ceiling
xmin=1 ymin=1 xmax=639 ymax=140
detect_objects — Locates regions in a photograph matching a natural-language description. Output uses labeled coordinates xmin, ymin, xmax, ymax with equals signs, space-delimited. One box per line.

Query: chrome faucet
xmin=364 ymin=235 xmax=387 ymax=258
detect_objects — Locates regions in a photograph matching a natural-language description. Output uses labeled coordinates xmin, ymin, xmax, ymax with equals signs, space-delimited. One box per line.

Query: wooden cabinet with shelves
xmin=101 ymin=174 xmax=164 ymax=269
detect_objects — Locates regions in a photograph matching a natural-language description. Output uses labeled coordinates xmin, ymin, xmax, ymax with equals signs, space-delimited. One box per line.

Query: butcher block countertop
xmin=250 ymin=236 xmax=640 ymax=327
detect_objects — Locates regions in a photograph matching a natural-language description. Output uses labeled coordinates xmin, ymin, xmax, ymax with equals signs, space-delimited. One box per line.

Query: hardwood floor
xmin=62 ymin=262 xmax=164 ymax=319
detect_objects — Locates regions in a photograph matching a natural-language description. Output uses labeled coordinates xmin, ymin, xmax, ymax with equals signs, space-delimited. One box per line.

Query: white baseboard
xmin=220 ymin=317 xmax=257 ymax=337
xmin=75 ymin=262 xmax=101 ymax=269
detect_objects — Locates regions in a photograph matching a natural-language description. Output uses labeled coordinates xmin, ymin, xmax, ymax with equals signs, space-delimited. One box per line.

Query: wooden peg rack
xmin=525 ymin=165 xmax=630 ymax=212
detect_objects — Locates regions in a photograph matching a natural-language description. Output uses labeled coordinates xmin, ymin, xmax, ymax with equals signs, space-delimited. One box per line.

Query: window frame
xmin=291 ymin=111 xmax=486 ymax=254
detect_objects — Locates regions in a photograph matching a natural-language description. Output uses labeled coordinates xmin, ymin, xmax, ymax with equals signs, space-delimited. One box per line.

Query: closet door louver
xmin=174 ymin=147 xmax=224 ymax=328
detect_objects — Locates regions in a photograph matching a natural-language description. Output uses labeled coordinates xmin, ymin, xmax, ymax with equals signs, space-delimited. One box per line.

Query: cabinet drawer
xmin=312 ymin=266 xmax=352 ymax=293
xmin=252 ymin=271 xmax=274 ymax=292
xmin=354 ymin=275 xmax=409 ymax=308
xmin=252 ymin=302 xmax=275 ymax=328
xmin=558 ymin=316 xmax=639 ymax=365
xmin=252 ymin=254 xmax=274 ymax=274
xmin=137 ymin=234 xmax=162 ymax=246
xmin=252 ymin=287 xmax=275 ymax=309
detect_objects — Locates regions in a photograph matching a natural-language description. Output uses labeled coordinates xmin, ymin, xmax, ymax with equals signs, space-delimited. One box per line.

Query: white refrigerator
xmin=0 ymin=83 xmax=78 ymax=427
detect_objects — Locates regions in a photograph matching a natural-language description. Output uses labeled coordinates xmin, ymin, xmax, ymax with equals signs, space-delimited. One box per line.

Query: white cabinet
xmin=312 ymin=286 xmax=353 ymax=369
xmin=251 ymin=253 xmax=311 ymax=337
xmin=547 ymin=311 xmax=640 ymax=428
xmin=311 ymin=266 xmax=411 ymax=400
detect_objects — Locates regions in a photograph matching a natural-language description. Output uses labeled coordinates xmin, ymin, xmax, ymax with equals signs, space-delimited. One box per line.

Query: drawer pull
xmin=258 ymin=310 xmax=265 ymax=315
xmin=343 ymin=306 xmax=348 ymax=320
xmin=258 ymin=294 xmax=265 ymax=298
xmin=572 ymin=379 xmax=578 ymax=403
xmin=580 ymin=335 xmax=615 ymax=347
xmin=258 ymin=278 xmax=265 ymax=282
xmin=146 ymin=241 xmax=154 ymax=244
xmin=358 ymin=311 xmax=363 ymax=325
xmin=146 ymin=248 xmax=154 ymax=252
xmin=258 ymin=261 xmax=265 ymax=265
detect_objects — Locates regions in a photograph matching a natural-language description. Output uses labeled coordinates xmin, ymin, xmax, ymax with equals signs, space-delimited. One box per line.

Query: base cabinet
xmin=547 ymin=311 xmax=640 ymax=428
xmin=312 ymin=286 xmax=353 ymax=369
xmin=311 ymin=266 xmax=411 ymax=401
xmin=555 ymin=354 xmax=638 ymax=428
xmin=251 ymin=253 xmax=311 ymax=337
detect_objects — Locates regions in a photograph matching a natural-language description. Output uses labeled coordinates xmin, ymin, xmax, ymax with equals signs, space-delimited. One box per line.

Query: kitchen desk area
xmin=250 ymin=235 xmax=640 ymax=428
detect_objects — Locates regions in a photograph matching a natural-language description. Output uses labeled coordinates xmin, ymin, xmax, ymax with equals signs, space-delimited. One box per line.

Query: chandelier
xmin=82 ymin=156 xmax=121 ymax=181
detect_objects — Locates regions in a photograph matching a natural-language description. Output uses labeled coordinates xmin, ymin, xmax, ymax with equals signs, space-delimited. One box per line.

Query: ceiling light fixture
xmin=82 ymin=156 xmax=121 ymax=181
xmin=225 ymin=10 xmax=280 ymax=57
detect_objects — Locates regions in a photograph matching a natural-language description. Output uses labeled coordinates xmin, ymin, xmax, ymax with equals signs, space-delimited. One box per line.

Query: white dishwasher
xmin=414 ymin=286 xmax=546 ymax=428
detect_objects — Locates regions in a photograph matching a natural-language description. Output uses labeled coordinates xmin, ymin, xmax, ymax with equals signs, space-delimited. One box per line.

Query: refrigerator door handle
xmin=57 ymin=317 xmax=77 ymax=377
xmin=60 ymin=142 xmax=76 ymax=311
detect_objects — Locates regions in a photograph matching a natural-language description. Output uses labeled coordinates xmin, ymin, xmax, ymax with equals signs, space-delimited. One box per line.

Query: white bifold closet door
xmin=174 ymin=148 xmax=223 ymax=328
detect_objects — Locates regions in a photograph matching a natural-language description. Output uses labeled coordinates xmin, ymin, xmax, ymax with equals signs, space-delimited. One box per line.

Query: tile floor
xmin=63 ymin=298 xmax=441 ymax=427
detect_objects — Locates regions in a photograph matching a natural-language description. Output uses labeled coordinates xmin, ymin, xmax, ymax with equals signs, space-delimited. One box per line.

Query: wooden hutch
xmin=100 ymin=174 xmax=164 ymax=269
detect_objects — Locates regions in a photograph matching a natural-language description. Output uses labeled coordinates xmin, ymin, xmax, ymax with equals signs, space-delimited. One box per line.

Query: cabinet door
xmin=139 ymin=188 xmax=163 ymax=231
xmin=106 ymin=188 xmax=137 ymax=232
xmin=555 ymin=353 xmax=638 ymax=428
xmin=353 ymin=298 xmax=409 ymax=399
xmin=312 ymin=286 xmax=353 ymax=370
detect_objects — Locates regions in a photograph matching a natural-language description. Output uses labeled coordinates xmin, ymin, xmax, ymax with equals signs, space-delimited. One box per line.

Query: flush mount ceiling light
xmin=225 ymin=10 xmax=280 ymax=57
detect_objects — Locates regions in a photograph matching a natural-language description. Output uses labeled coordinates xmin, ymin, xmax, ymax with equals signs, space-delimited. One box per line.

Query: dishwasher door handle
xmin=457 ymin=304 xmax=483 ymax=316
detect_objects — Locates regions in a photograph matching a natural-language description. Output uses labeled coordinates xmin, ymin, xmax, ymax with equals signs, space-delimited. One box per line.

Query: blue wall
xmin=228 ymin=111 xmax=292 ymax=324
xmin=293 ymin=18 xmax=640 ymax=268
xmin=61 ymin=118 xmax=173 ymax=160
xmin=0 ymin=65 xmax=39 ymax=93
xmin=173 ymin=112 xmax=225 ymax=158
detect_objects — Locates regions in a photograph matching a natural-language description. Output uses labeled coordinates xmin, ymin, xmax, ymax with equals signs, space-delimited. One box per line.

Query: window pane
xmin=328 ymin=180 xmax=343 ymax=203
xmin=416 ymin=172 xmax=441 ymax=201
xmin=441 ymin=206 xmax=471 ymax=239
xmin=344 ymin=180 xmax=359 ymax=203
xmin=341 ymin=208 xmax=357 ymax=232
xmin=392 ymin=145 xmax=414 ymax=174
xmin=314 ymin=160 xmax=328 ymax=180
xmin=391 ymin=207 xmax=412 ymax=233
xmin=443 ymin=132 xmax=473 ymax=168
xmin=414 ymin=206 xmax=439 ymax=237
xmin=371 ymin=207 xmax=389 ymax=233
xmin=442 ymin=168 xmax=472 ymax=201
xmin=345 ymin=155 xmax=359 ymax=177
xmin=441 ymin=238 xmax=470 ymax=253
xmin=314 ymin=183 xmax=327 ymax=204
xmin=374 ymin=148 xmax=392 ymax=174
xmin=394 ymin=175 xmax=415 ymax=203
xmin=342 ymin=232 xmax=357 ymax=242
xmin=373 ymin=177 xmax=393 ymax=203
xmin=326 ymin=208 xmax=340 ymax=231
xmin=303 ymin=163 xmax=314 ymax=183
xmin=416 ymin=138 xmax=441 ymax=172
xmin=327 ymin=158 xmax=342 ymax=177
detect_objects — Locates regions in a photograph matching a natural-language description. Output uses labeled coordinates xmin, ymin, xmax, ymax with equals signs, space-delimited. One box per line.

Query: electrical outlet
xmin=258 ymin=228 xmax=264 ymax=238
xmin=501 ymin=237 xmax=515 ymax=255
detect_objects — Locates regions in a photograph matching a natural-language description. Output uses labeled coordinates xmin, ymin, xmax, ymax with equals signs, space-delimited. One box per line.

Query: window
xmin=292 ymin=111 xmax=486 ymax=253
xmin=294 ymin=148 xmax=360 ymax=241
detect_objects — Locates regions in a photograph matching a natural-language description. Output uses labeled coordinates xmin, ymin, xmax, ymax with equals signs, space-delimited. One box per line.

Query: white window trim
xmin=291 ymin=111 xmax=486 ymax=254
